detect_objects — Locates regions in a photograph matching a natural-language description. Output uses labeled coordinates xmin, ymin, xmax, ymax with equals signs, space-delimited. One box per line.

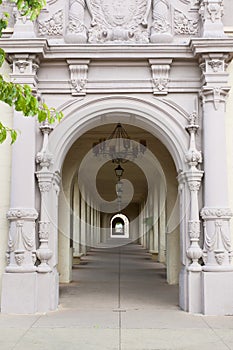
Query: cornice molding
xmin=0 ymin=38 xmax=195 ymax=60
xmin=189 ymin=38 xmax=233 ymax=61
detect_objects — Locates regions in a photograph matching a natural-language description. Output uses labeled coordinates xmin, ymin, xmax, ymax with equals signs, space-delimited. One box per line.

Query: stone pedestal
xmin=1 ymin=273 xmax=37 ymax=314
xmin=202 ymin=271 xmax=233 ymax=315
xmin=187 ymin=271 xmax=202 ymax=314
xmin=37 ymin=271 xmax=59 ymax=313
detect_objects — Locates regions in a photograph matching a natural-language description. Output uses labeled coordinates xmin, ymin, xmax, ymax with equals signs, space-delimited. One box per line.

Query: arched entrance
xmin=111 ymin=214 xmax=129 ymax=238
xmin=46 ymin=96 xmax=195 ymax=314
xmin=0 ymin=96 xmax=207 ymax=312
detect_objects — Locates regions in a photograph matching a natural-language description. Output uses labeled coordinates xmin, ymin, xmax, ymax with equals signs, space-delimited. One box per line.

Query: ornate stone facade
xmin=0 ymin=0 xmax=233 ymax=316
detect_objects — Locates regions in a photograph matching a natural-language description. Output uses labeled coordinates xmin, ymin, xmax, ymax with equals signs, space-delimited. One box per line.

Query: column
xmin=150 ymin=186 xmax=159 ymax=261
xmin=185 ymin=113 xmax=203 ymax=313
xmin=158 ymin=184 xmax=166 ymax=263
xmin=86 ymin=192 xmax=91 ymax=251
xmin=80 ymin=189 xmax=87 ymax=255
xmin=36 ymin=123 xmax=61 ymax=311
xmin=1 ymin=55 xmax=39 ymax=314
xmin=73 ymin=181 xmax=83 ymax=264
xmin=200 ymin=52 xmax=233 ymax=315
xmin=90 ymin=202 xmax=95 ymax=248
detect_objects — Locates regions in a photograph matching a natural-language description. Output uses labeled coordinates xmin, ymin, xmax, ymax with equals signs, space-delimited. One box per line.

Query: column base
xmin=1 ymin=272 xmax=38 ymax=314
xmin=37 ymin=270 xmax=59 ymax=313
xmin=149 ymin=250 xmax=158 ymax=261
xmin=73 ymin=253 xmax=84 ymax=265
xmin=1 ymin=270 xmax=59 ymax=314
xmin=179 ymin=267 xmax=202 ymax=314
xmin=187 ymin=270 xmax=202 ymax=314
xmin=202 ymin=271 xmax=233 ymax=315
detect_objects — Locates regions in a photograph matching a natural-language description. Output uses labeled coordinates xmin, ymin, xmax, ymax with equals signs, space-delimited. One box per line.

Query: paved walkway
xmin=1 ymin=242 xmax=233 ymax=349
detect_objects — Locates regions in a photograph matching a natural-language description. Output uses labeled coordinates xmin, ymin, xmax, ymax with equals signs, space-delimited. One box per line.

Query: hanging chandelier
xmin=92 ymin=123 xmax=146 ymax=164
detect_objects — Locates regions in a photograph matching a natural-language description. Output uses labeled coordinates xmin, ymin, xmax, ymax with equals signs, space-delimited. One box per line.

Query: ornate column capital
xmin=198 ymin=53 xmax=230 ymax=110
xmin=200 ymin=86 xmax=229 ymax=110
xmin=9 ymin=54 xmax=40 ymax=89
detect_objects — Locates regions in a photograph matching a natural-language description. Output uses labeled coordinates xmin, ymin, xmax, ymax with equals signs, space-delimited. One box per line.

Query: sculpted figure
xmin=65 ymin=0 xmax=94 ymax=43
xmin=150 ymin=0 xmax=173 ymax=42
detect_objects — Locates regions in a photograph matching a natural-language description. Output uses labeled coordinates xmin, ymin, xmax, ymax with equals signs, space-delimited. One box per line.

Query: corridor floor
xmin=1 ymin=242 xmax=233 ymax=350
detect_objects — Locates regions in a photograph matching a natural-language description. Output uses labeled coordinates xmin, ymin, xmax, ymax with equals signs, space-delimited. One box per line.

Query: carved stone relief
xmin=38 ymin=10 xmax=63 ymax=36
xmin=201 ymin=208 xmax=233 ymax=267
xmin=87 ymin=0 xmax=151 ymax=43
xmin=174 ymin=9 xmax=198 ymax=35
xmin=6 ymin=209 xmax=38 ymax=273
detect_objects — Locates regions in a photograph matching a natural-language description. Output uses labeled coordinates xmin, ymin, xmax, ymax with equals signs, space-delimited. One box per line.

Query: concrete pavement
xmin=1 ymin=242 xmax=233 ymax=349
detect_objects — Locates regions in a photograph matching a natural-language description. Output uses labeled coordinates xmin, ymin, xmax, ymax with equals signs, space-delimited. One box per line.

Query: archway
xmin=110 ymin=214 xmax=129 ymax=238
xmin=43 ymin=95 xmax=195 ymax=314
xmin=3 ymin=94 xmax=204 ymax=316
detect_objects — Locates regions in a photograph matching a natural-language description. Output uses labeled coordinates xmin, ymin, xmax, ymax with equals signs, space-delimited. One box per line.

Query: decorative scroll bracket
xmin=67 ymin=59 xmax=90 ymax=96
xmin=149 ymin=59 xmax=172 ymax=95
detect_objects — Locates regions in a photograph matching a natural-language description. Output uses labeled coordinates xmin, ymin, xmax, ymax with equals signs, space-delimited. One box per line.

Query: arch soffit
xmin=48 ymin=96 xmax=189 ymax=172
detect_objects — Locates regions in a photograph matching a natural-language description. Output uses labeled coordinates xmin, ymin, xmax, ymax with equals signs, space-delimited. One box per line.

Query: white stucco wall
xmin=0 ymin=62 xmax=13 ymax=303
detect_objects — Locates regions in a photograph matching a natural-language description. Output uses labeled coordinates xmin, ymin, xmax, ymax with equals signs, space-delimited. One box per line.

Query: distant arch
xmin=110 ymin=214 xmax=129 ymax=238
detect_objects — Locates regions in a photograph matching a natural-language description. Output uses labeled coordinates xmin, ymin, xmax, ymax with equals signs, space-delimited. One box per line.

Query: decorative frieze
xmin=67 ymin=59 xmax=90 ymax=96
xmin=201 ymin=207 xmax=233 ymax=219
xmin=149 ymin=59 xmax=172 ymax=95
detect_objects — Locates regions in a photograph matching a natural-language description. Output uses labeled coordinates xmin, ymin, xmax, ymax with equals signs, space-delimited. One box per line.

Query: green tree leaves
xmin=8 ymin=0 xmax=46 ymax=20
xmin=0 ymin=0 xmax=63 ymax=144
